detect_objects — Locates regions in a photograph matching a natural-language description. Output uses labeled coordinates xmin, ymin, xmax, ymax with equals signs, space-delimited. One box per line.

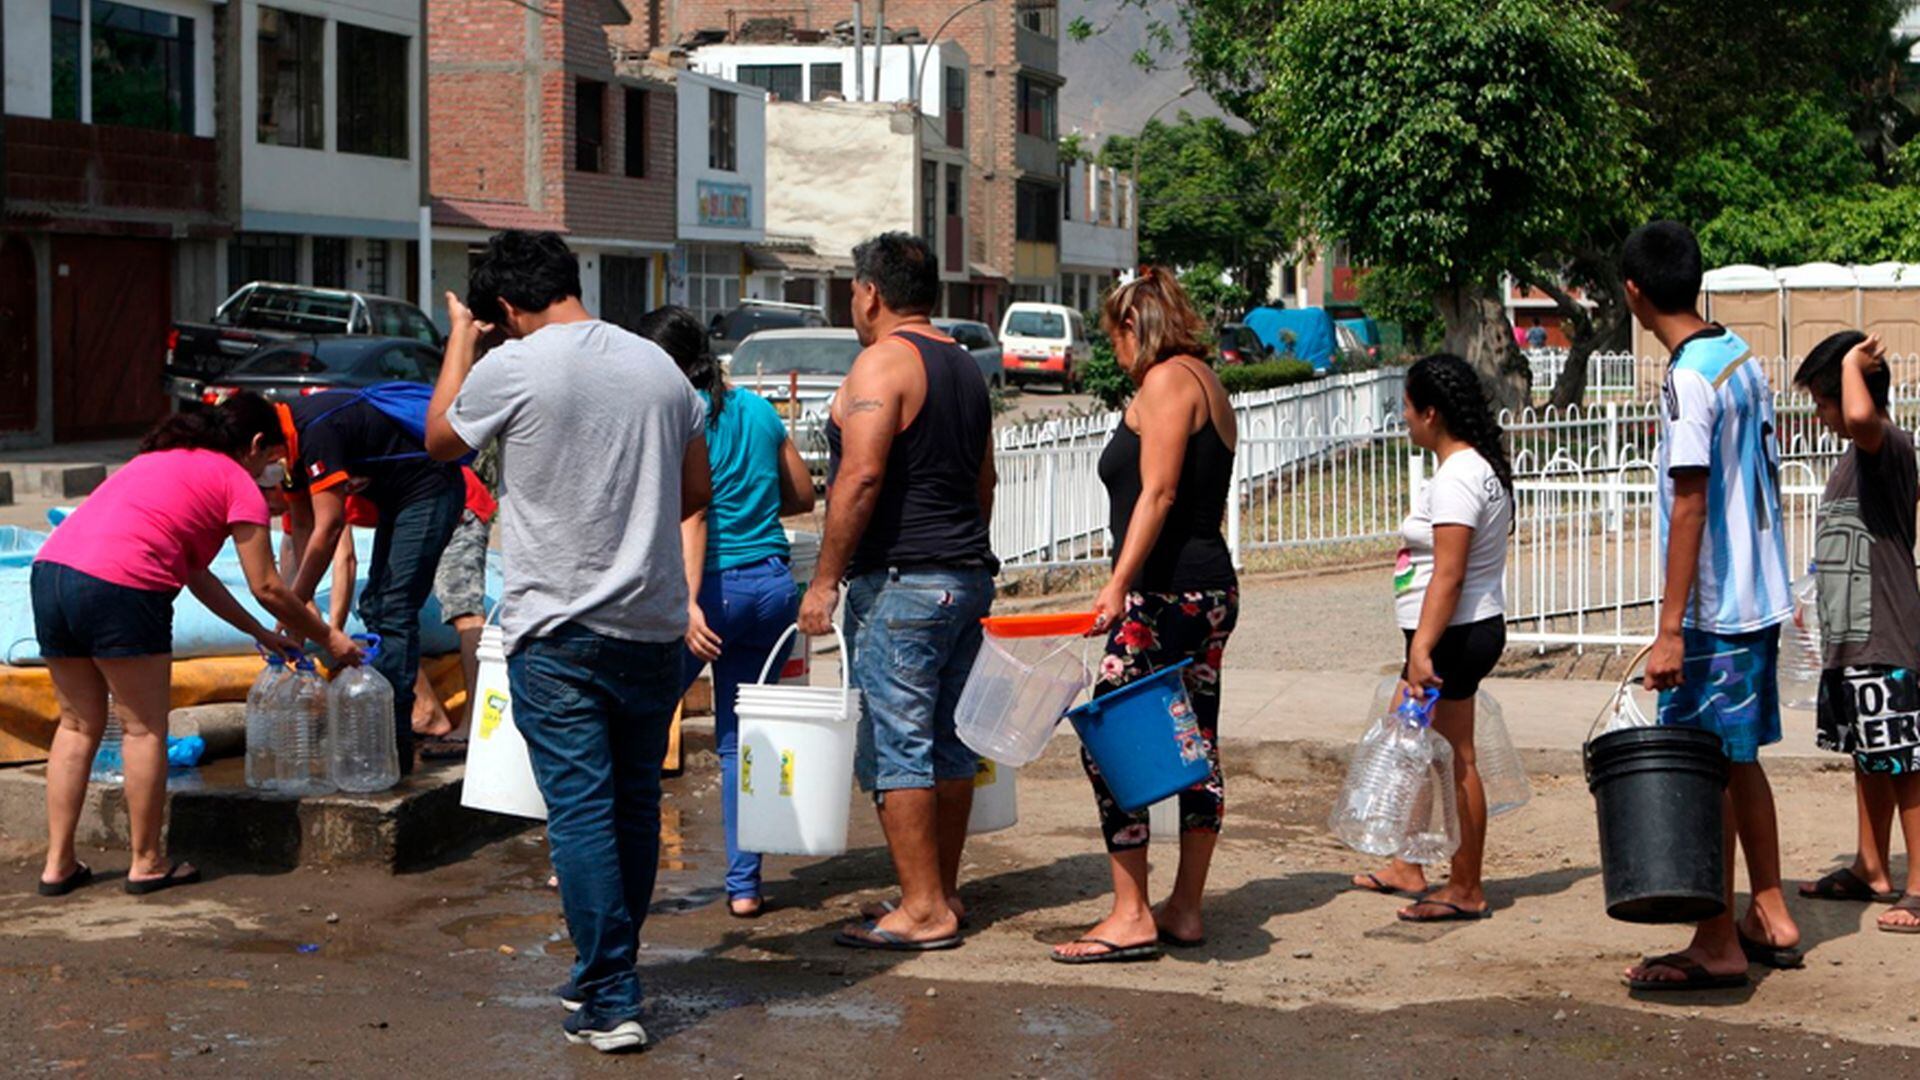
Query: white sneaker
xmin=563 ymin=1013 xmax=647 ymax=1053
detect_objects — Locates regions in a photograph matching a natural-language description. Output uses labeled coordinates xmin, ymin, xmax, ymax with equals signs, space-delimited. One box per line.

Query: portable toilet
xmin=1857 ymin=262 xmax=1920 ymax=384
xmin=1700 ymin=264 xmax=1784 ymax=385
xmin=1779 ymin=263 xmax=1860 ymax=376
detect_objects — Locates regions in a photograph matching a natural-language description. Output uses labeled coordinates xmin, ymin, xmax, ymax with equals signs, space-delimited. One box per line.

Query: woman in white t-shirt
xmin=1352 ymin=353 xmax=1515 ymax=922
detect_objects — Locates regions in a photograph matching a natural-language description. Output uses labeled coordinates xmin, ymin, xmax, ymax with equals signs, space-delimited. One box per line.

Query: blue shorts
xmin=845 ymin=567 xmax=996 ymax=793
xmin=1656 ymin=624 xmax=1782 ymax=764
xmin=31 ymin=560 xmax=175 ymax=659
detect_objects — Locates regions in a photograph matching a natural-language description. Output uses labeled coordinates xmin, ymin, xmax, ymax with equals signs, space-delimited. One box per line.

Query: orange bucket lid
xmin=981 ymin=611 xmax=1099 ymax=638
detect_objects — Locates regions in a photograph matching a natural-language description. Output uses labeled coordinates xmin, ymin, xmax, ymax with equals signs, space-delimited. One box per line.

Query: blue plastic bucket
xmin=1066 ymin=659 xmax=1209 ymax=812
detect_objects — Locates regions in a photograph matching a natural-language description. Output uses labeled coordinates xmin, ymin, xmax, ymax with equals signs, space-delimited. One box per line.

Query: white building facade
xmin=1059 ymin=157 xmax=1135 ymax=315
xmin=670 ymin=67 xmax=769 ymax=325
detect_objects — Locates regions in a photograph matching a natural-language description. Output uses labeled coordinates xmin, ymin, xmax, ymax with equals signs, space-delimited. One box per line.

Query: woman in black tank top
xmin=1053 ymin=268 xmax=1242 ymax=965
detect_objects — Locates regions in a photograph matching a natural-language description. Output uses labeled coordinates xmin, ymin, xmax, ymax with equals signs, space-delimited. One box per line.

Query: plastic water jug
xmin=244 ymin=652 xmax=291 ymax=789
xmin=1398 ymin=742 xmax=1461 ymax=865
xmin=329 ymin=636 xmax=399 ymax=793
xmin=1472 ymin=690 xmax=1531 ymax=817
xmin=90 ymin=694 xmax=123 ymax=784
xmin=1328 ymin=687 xmax=1442 ymax=856
xmin=956 ymin=612 xmax=1096 ymax=767
xmin=1366 ymin=678 xmax=1529 ymax=817
xmin=275 ymin=655 xmax=336 ymax=795
xmin=1780 ymin=571 xmax=1822 ymax=709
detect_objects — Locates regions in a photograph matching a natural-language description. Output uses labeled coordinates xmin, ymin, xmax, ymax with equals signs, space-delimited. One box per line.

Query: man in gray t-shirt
xmin=425 ymin=231 xmax=709 ymax=1054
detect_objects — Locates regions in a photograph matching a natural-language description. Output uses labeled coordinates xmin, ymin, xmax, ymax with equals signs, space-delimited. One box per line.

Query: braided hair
xmin=1406 ymin=353 xmax=1515 ymax=506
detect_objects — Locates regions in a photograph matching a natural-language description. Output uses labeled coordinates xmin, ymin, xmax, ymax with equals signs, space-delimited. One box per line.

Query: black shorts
xmin=31 ymin=561 xmax=175 ymax=659
xmin=1403 ymin=615 xmax=1506 ymax=701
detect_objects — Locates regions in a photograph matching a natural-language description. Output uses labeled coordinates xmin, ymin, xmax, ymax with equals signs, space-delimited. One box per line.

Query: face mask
xmin=256 ymin=461 xmax=286 ymax=488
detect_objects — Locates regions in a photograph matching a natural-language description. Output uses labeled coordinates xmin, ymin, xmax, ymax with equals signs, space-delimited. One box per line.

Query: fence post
xmin=1605 ymin=402 xmax=1619 ymax=469
xmin=1408 ymin=452 xmax=1425 ymax=515
xmin=1042 ymin=449 xmax=1058 ymax=561
xmin=1227 ymin=450 xmax=1244 ymax=569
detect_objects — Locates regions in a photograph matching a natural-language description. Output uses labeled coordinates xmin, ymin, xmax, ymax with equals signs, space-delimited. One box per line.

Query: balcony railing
xmin=1014 ymin=14 xmax=1059 ymax=73
xmin=3 ymin=116 xmax=220 ymax=218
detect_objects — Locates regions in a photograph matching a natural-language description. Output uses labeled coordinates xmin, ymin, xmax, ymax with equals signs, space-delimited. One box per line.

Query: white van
xmin=998 ymin=302 xmax=1092 ymax=390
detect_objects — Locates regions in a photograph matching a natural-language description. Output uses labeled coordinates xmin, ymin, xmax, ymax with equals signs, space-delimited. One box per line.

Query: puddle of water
xmin=1018 ymin=1004 xmax=1114 ymax=1039
xmin=438 ymin=911 xmax=564 ymax=951
xmin=767 ymin=996 xmax=904 ymax=1029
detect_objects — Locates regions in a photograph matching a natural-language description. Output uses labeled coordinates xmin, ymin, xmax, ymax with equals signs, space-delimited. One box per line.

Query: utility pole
xmin=872 ymin=0 xmax=885 ymax=100
xmin=852 ymin=2 xmax=864 ymax=102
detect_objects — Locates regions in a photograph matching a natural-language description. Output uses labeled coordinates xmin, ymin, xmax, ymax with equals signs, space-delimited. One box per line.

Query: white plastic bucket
xmin=1149 ymin=795 xmax=1178 ymax=838
xmin=737 ymin=624 xmax=861 ymax=857
xmin=966 ymin=757 xmax=1018 ymax=834
xmin=460 ymin=625 xmax=548 ymax=821
xmin=779 ymin=530 xmax=818 ymax=687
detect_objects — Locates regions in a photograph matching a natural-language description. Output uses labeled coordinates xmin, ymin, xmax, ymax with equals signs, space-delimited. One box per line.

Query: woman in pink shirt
xmin=32 ymin=393 xmax=363 ymax=897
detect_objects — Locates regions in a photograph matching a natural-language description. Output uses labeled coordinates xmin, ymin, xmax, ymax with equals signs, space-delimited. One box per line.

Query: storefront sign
xmin=697 ymin=181 xmax=753 ymax=228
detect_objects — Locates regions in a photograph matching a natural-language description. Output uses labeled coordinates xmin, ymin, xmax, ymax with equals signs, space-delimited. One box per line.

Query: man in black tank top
xmin=800 ymin=233 xmax=998 ymax=951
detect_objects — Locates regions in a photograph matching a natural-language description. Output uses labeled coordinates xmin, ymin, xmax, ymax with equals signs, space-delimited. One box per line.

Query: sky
xmin=1056 ymin=0 xmax=1233 ymax=146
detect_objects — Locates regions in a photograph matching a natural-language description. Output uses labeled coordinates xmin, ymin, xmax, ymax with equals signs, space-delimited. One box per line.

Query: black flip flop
xmin=1050 ymin=937 xmax=1161 ymax=964
xmin=833 ymin=923 xmax=963 ymax=952
xmin=1397 ymin=898 xmax=1492 ymax=923
xmin=861 ymin=899 xmax=972 ymax=930
xmin=1799 ymin=866 xmax=1901 ymax=903
xmin=1737 ymin=928 xmax=1804 ymax=969
xmin=1353 ymin=873 xmax=1429 ymax=900
xmin=1157 ymin=928 xmax=1206 ymax=949
xmin=36 ymin=862 xmax=92 ymax=897
xmin=1625 ymin=953 xmax=1749 ymax=993
xmin=125 ymin=861 xmax=200 ymax=896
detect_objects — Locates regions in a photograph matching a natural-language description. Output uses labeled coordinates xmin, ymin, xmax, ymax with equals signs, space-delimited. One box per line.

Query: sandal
xmin=1352 ymin=872 xmax=1429 ymax=900
xmin=1737 ymin=928 xmax=1804 ymax=969
xmin=1625 ymin=953 xmax=1749 ymax=993
xmin=728 ymin=896 xmax=765 ymax=919
xmin=1397 ymin=898 xmax=1492 ymax=923
xmin=1878 ymin=895 xmax=1920 ymax=934
xmin=833 ymin=923 xmax=963 ymax=952
xmin=1157 ymin=928 xmax=1206 ymax=949
xmin=36 ymin=862 xmax=92 ymax=897
xmin=1050 ymin=937 xmax=1161 ymax=965
xmin=860 ymin=898 xmax=972 ymax=930
xmin=1799 ymin=866 xmax=1900 ymax=903
xmin=125 ymin=861 xmax=200 ymax=896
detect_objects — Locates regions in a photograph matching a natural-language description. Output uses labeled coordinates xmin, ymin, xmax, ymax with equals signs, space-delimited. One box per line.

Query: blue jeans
xmin=845 ymin=567 xmax=996 ymax=792
xmin=509 ymin=625 xmax=681 ymax=1023
xmin=680 ymin=557 xmax=799 ymax=901
xmin=358 ymin=483 xmax=461 ymax=773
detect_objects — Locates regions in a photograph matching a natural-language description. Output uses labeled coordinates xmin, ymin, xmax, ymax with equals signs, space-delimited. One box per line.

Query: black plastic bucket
xmin=1584 ymin=726 xmax=1729 ymax=924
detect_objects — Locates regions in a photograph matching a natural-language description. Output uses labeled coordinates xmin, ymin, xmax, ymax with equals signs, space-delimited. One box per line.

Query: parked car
xmin=998 ymin=302 xmax=1093 ymax=390
xmin=708 ymin=299 xmax=827 ymax=362
xmin=194 ymin=336 xmax=443 ymax=407
xmin=727 ymin=327 xmax=865 ymax=472
xmin=1217 ymin=323 xmax=1271 ymax=367
xmin=932 ymin=317 xmax=1006 ymax=388
xmin=167 ymin=282 xmax=442 ymax=406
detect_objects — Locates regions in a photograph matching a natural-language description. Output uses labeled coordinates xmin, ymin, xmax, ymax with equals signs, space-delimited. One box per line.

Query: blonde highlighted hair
xmin=1099 ymin=266 xmax=1209 ymax=372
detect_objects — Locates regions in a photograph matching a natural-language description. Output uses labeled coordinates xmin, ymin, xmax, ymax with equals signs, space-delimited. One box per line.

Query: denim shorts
xmin=1656 ymin=624 xmax=1782 ymax=764
xmin=845 ymin=566 xmax=996 ymax=792
xmin=31 ymin=560 xmax=175 ymax=659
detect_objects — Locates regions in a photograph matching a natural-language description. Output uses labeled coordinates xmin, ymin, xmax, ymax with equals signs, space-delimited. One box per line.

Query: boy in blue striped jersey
xmin=1621 ymin=221 xmax=1801 ymax=992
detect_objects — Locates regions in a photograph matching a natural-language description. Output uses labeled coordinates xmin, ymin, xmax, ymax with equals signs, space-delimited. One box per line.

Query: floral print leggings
xmin=1082 ymin=588 xmax=1238 ymax=852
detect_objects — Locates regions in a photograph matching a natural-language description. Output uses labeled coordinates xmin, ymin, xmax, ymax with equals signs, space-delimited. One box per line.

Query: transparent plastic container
xmin=245 ymin=653 xmax=291 ymax=790
xmin=329 ymin=636 xmax=399 ymax=793
xmin=1780 ymin=572 xmax=1822 ymax=709
xmin=1366 ymin=678 xmax=1530 ymax=816
xmin=1329 ymin=688 xmax=1441 ymax=856
xmin=90 ymin=695 xmax=123 ymax=784
xmin=955 ymin=612 xmax=1096 ymax=766
xmin=1398 ymin=744 xmax=1461 ymax=865
xmin=276 ymin=655 xmax=336 ymax=796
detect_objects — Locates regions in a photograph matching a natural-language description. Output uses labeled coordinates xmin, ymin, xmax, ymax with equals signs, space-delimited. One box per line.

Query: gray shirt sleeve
xmin=448 ymin=347 xmax=526 ymax=452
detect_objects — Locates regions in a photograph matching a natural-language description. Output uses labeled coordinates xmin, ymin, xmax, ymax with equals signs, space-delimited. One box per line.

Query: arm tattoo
xmin=848 ymin=397 xmax=885 ymax=415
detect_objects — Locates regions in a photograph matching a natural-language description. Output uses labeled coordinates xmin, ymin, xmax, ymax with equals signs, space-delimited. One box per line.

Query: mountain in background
xmin=1058 ymin=0 xmax=1233 ymax=147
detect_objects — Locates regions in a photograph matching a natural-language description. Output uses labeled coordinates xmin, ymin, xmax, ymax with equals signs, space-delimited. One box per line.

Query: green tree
xmin=1098 ymin=116 xmax=1294 ymax=305
xmin=1258 ymin=0 xmax=1642 ymax=407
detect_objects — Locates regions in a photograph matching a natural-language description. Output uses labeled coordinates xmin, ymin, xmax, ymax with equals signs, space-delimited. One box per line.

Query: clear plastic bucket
xmin=955 ymin=612 xmax=1097 ymax=767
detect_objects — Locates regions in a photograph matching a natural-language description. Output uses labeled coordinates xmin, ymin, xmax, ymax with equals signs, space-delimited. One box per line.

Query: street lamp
xmin=1130 ymin=82 xmax=1197 ymax=271
xmin=911 ymin=0 xmax=995 ymax=117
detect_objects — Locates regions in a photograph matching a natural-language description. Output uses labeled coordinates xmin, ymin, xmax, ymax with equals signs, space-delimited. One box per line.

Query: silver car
xmin=727 ymin=328 xmax=864 ymax=473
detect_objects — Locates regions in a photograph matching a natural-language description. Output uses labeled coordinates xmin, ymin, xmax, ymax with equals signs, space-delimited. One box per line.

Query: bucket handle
xmin=1583 ymin=642 xmax=1656 ymax=772
xmin=756 ymin=622 xmax=855 ymax=712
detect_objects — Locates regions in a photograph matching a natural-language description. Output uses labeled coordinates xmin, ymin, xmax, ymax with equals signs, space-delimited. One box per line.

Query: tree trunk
xmin=1433 ymin=283 xmax=1530 ymax=412
xmin=1542 ymin=260 xmax=1629 ymax=411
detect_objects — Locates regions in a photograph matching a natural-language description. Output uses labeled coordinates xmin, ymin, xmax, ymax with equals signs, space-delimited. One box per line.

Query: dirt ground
xmin=5 ymin=748 xmax=1918 ymax=1077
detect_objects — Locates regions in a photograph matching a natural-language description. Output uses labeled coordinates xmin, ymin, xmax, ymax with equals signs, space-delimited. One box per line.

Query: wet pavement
xmin=5 ymin=761 xmax=1920 ymax=1076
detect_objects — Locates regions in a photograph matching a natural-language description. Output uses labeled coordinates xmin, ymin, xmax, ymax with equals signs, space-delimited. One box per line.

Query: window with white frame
xmin=685 ymin=244 xmax=741 ymax=325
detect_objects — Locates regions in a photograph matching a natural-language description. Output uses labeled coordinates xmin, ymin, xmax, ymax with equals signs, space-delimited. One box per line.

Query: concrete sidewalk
xmin=1222 ymin=667 xmax=1829 ymax=760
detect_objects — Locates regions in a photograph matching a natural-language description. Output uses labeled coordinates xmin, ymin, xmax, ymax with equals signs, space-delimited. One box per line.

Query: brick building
xmin=663 ymin=1 xmax=1067 ymax=317
xmin=428 ymin=0 xmax=678 ymax=331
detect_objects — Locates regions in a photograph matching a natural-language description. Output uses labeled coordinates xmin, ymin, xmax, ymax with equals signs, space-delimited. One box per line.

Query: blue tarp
xmin=1244 ymin=307 xmax=1338 ymax=371
xmin=0 ymin=512 xmax=498 ymax=666
xmin=1337 ymin=316 xmax=1382 ymax=347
